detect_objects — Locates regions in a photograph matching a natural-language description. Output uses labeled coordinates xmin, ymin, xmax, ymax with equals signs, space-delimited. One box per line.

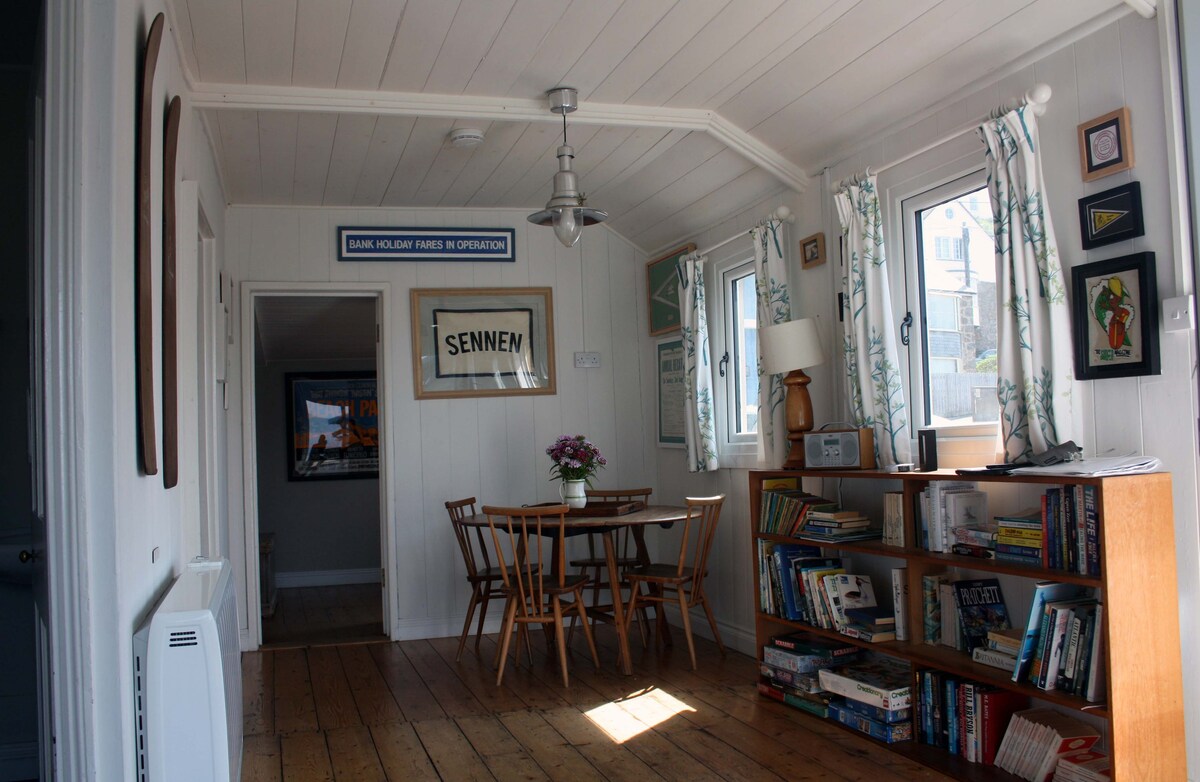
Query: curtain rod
xmin=832 ymin=83 xmax=1052 ymax=190
xmin=696 ymin=205 xmax=795 ymax=257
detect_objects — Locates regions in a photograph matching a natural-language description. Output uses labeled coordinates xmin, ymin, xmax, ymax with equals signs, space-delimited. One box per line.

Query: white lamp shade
xmin=760 ymin=318 xmax=826 ymax=374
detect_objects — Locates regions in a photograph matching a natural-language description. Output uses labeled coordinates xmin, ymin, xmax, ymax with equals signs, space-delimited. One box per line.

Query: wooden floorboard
xmin=242 ymin=624 xmax=959 ymax=782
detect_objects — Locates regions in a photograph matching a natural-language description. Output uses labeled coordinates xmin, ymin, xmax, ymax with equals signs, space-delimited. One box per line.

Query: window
xmin=902 ymin=173 xmax=999 ymax=436
xmin=711 ymin=254 xmax=759 ymax=465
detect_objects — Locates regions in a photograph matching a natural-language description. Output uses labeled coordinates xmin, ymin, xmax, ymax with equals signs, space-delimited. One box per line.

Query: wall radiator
xmin=133 ymin=558 xmax=242 ymax=782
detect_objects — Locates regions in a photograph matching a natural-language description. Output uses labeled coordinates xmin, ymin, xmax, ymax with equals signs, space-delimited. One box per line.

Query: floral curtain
xmin=978 ymin=106 xmax=1074 ymax=462
xmin=753 ymin=220 xmax=791 ymax=466
xmin=835 ymin=174 xmax=912 ymax=467
xmin=677 ymin=252 xmax=719 ymax=472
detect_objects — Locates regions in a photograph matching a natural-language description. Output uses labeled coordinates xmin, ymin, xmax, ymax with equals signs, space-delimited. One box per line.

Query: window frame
xmin=709 ymin=250 xmax=760 ymax=468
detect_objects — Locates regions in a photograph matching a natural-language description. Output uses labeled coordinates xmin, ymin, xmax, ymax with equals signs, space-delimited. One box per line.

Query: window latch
xmin=900 ymin=311 xmax=913 ymax=346
xmin=719 ymin=351 xmax=729 ymax=378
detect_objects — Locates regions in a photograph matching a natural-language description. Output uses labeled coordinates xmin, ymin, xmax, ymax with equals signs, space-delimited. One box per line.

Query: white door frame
xmin=239 ymin=281 xmax=394 ymax=648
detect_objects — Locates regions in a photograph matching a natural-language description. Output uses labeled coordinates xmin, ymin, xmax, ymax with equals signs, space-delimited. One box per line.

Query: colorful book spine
xmin=892 ymin=567 xmax=909 ymax=642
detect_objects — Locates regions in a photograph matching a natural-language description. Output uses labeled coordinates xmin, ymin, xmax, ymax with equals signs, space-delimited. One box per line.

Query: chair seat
xmin=497 ymin=572 xmax=590 ymax=596
xmin=468 ymin=565 xmax=511 ymax=583
xmin=570 ymin=555 xmax=639 ymax=568
xmin=626 ymin=563 xmax=697 ymax=583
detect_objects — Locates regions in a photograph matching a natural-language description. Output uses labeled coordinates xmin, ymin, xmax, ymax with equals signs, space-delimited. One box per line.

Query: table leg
xmin=631 ymin=526 xmax=672 ymax=647
xmin=602 ymin=531 xmax=632 ymax=675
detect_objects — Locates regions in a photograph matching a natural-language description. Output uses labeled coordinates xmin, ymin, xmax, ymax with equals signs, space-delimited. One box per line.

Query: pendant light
xmin=527 ymin=87 xmax=608 ymax=247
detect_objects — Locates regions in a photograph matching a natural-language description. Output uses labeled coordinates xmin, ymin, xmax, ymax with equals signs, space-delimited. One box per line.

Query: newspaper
xmin=1009 ymin=455 xmax=1162 ymax=477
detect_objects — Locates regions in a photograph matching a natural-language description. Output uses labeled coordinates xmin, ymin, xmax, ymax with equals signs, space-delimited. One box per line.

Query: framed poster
xmin=1078 ymin=107 xmax=1134 ymax=182
xmin=1078 ymin=181 xmax=1144 ymax=250
xmin=410 ymin=287 xmax=556 ymax=399
xmin=657 ymin=338 xmax=686 ymax=447
xmin=1071 ymin=252 xmax=1160 ymax=380
xmin=286 ymin=372 xmax=380 ymax=481
xmin=646 ymin=243 xmax=696 ymax=336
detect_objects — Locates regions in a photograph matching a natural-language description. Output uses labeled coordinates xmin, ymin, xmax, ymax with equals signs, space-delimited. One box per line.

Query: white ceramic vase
xmin=559 ymin=479 xmax=587 ymax=509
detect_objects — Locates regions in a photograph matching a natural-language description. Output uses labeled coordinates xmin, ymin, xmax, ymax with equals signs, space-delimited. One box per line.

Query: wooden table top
xmin=459 ymin=504 xmax=688 ymax=529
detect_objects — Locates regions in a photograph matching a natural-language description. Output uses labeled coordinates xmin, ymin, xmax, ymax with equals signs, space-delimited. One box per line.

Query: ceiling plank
xmin=588 ymin=0 xmax=731 ymax=104
xmin=509 ymin=0 xmax=624 ymax=98
xmin=423 ymin=0 xmax=518 ymax=94
xmin=293 ymin=0 xmax=353 ymax=88
xmin=337 ymin=0 xmax=407 ymax=90
xmin=559 ymin=0 xmax=678 ymax=99
xmin=498 ymin=122 xmax=604 ymax=208
xmin=381 ymin=116 xmax=456 ymax=205
xmin=579 ymin=127 xmax=685 ymax=197
xmin=612 ymin=149 xmax=755 ymax=239
xmin=630 ymin=168 xmax=786 ymax=252
xmin=185 ymin=0 xmax=247 ymax=83
xmin=323 ymin=114 xmax=379 ymax=204
xmin=462 ymin=0 xmax=567 ymax=96
xmin=165 ymin=0 xmax=203 ymax=81
xmin=243 ymin=0 xmax=297 ymax=85
xmin=378 ymin=1 xmax=461 ymax=92
xmin=258 ymin=112 xmax=299 ymax=202
xmin=214 ymin=110 xmax=262 ymax=202
xmin=292 ymin=113 xmax=339 ymax=204
xmin=439 ymin=121 xmax=531 ymax=206
xmin=468 ymin=121 xmax=563 ymax=206
xmin=409 ymin=121 xmax=496 ymax=206
xmin=590 ymin=131 xmax=726 ymax=218
xmin=351 ymin=115 xmax=417 ymax=205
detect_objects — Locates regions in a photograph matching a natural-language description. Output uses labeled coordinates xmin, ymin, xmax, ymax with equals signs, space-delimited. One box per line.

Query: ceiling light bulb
xmin=552 ymin=208 xmax=582 ymax=248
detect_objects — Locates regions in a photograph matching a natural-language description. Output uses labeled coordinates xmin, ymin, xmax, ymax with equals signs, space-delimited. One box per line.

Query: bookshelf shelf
xmin=749 ymin=468 xmax=1182 ymax=781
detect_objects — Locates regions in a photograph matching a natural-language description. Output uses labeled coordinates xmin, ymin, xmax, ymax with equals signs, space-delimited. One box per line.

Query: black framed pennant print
xmin=1078 ymin=181 xmax=1144 ymax=250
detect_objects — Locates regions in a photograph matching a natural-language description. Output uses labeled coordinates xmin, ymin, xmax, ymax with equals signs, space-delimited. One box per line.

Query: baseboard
xmin=0 ymin=740 xmax=38 ymax=782
xmin=275 ymin=568 xmax=381 ymax=588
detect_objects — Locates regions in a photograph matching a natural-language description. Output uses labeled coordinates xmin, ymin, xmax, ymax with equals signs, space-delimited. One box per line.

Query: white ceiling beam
xmin=1122 ymin=0 xmax=1156 ymax=18
xmin=188 ymin=83 xmax=809 ymax=192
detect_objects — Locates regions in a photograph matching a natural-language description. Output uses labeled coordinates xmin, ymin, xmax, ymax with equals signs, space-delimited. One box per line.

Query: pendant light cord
xmin=562 ymin=110 xmax=568 ymax=146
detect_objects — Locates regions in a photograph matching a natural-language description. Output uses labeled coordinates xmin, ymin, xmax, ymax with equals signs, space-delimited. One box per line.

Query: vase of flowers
xmin=547 ymin=435 xmax=606 ymax=509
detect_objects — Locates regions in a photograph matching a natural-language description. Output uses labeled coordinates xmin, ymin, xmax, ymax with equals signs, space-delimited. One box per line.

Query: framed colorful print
xmin=286 ymin=372 xmax=380 ymax=481
xmin=800 ymin=232 xmax=826 ymax=269
xmin=646 ymin=243 xmax=696 ymax=336
xmin=410 ymin=287 xmax=556 ymax=399
xmin=1071 ymin=252 xmax=1160 ymax=380
xmin=1077 ymin=107 xmax=1134 ymax=182
xmin=656 ymin=338 xmax=686 ymax=448
xmin=1078 ymin=181 xmax=1144 ymax=250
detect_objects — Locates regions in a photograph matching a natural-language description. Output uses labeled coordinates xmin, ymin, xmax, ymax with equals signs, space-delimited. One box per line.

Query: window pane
xmin=918 ymin=185 xmax=998 ymax=426
xmin=731 ymin=272 xmax=758 ymax=435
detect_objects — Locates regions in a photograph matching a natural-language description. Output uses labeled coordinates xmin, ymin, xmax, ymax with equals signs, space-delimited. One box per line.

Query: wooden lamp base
xmin=781 ymin=368 xmax=814 ymax=469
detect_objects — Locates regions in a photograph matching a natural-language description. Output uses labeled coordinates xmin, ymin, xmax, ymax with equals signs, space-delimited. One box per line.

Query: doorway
xmin=242 ymin=287 xmax=393 ymax=648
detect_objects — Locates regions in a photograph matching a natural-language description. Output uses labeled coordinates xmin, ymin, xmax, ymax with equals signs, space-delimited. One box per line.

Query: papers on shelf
xmin=1009 ymin=455 xmax=1162 ymax=477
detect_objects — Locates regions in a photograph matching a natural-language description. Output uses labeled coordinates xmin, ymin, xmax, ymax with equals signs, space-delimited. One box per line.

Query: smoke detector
xmin=447 ymin=128 xmax=485 ymax=148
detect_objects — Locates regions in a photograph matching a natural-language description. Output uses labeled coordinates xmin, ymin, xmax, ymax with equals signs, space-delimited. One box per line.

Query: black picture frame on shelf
xmin=1077 ymin=181 xmax=1144 ymax=250
xmin=1070 ymin=251 xmax=1160 ymax=381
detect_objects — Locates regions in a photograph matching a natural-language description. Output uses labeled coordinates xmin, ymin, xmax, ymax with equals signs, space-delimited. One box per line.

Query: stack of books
xmin=995 ymin=709 xmax=1101 ymax=780
xmin=972 ymin=627 xmax=1022 ymax=671
xmin=951 ymin=523 xmax=997 ymax=558
xmin=882 ymin=491 xmax=905 ymax=547
xmin=1012 ymin=583 xmax=1104 ymax=700
xmin=797 ymin=508 xmax=882 ymax=542
xmin=994 ymin=509 xmax=1044 ymax=567
xmin=758 ymin=634 xmax=858 ymax=717
xmin=818 ymin=657 xmax=914 ymax=743
xmin=915 ymin=672 xmax=1029 ymax=764
xmin=758 ymin=483 xmax=836 ymax=535
xmin=1055 ymin=750 xmax=1111 ymax=781
xmin=825 ymin=574 xmax=894 ymax=642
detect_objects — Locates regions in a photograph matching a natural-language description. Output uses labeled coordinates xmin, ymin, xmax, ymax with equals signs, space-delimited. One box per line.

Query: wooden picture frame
xmin=1078 ymin=107 xmax=1134 ymax=182
xmin=1071 ymin=252 xmax=1160 ymax=380
xmin=162 ymin=95 xmax=181 ymax=489
xmin=286 ymin=372 xmax=380 ymax=481
xmin=410 ymin=287 xmax=556 ymax=399
xmin=646 ymin=243 xmax=696 ymax=336
xmin=656 ymin=338 xmax=686 ymax=448
xmin=136 ymin=12 xmax=164 ymax=476
xmin=800 ymin=232 xmax=826 ymax=269
xmin=1078 ymin=181 xmax=1144 ymax=250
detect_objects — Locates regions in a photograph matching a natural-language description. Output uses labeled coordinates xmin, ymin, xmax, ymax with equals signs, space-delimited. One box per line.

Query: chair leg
xmin=677 ymin=589 xmax=697 ymax=670
xmin=495 ymin=597 xmax=519 ymax=686
xmin=456 ymin=586 xmax=481 ymax=662
xmin=474 ymin=584 xmax=492 ymax=654
xmin=574 ymin=592 xmax=600 ymax=670
xmin=699 ymin=593 xmax=725 ymax=655
xmin=552 ymin=596 xmax=570 ymax=688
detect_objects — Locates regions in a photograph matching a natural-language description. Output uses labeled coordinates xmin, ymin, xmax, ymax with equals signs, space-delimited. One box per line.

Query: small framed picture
xmin=1078 ymin=181 xmax=1144 ymax=250
xmin=656 ymin=338 xmax=686 ymax=448
xmin=800 ymin=232 xmax=826 ymax=269
xmin=286 ymin=372 xmax=380 ymax=481
xmin=1078 ymin=107 xmax=1134 ymax=182
xmin=646 ymin=243 xmax=696 ymax=336
xmin=1071 ymin=251 xmax=1160 ymax=380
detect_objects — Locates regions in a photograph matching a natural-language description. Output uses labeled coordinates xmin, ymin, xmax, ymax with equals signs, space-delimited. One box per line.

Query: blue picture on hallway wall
xmin=286 ymin=372 xmax=380 ymax=481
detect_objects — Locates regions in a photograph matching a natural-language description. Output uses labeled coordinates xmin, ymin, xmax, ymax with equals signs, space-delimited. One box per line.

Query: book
xmin=818 ymin=658 xmax=912 ymax=709
xmin=945 ymin=490 xmax=988 ymax=553
xmin=1012 ymin=582 xmax=1091 ymax=683
xmin=756 ymin=681 xmax=831 ymax=717
xmin=807 ymin=509 xmax=867 ymax=521
xmin=883 ymin=491 xmax=904 ymax=547
xmin=825 ymin=573 xmax=879 ymax=632
xmin=972 ymin=646 xmax=1018 ymax=671
xmin=1037 ymin=597 xmax=1097 ymax=690
xmin=845 ymin=605 xmax=894 ymax=627
xmin=939 ymin=582 xmax=961 ymax=649
xmin=1055 ymin=750 xmax=1111 ymax=781
xmin=952 ymin=543 xmax=996 ymax=558
xmin=979 ymin=688 xmax=1030 ymax=766
xmin=922 ymin=573 xmax=950 ymax=644
xmin=952 ymin=578 xmax=1010 ymax=652
xmin=759 ymin=663 xmax=824 ymax=693
xmin=891 ymin=567 xmax=909 ymax=642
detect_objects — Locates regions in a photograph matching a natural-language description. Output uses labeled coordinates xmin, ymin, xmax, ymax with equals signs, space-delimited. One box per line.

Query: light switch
xmin=1163 ymin=294 xmax=1194 ymax=332
xmin=574 ymin=351 xmax=601 ymax=368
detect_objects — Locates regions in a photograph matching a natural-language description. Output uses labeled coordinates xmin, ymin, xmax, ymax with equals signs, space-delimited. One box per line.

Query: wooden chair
xmin=483 ymin=504 xmax=600 ymax=687
xmin=569 ymin=488 xmax=653 ymax=636
xmin=446 ymin=497 xmax=508 ymax=662
xmin=622 ymin=494 xmax=726 ymax=670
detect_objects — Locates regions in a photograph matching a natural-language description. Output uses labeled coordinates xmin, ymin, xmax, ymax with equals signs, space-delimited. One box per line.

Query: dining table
xmin=460 ymin=504 xmax=690 ymax=675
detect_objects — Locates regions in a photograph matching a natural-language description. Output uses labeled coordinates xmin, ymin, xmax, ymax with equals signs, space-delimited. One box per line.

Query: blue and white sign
xmin=338 ymin=226 xmax=516 ymax=262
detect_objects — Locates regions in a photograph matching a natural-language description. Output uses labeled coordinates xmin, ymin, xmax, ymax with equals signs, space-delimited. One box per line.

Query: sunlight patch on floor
xmin=584 ymin=687 xmax=696 ymax=743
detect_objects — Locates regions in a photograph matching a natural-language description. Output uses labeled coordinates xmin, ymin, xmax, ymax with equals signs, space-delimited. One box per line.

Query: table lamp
xmin=760 ymin=317 xmax=826 ymax=468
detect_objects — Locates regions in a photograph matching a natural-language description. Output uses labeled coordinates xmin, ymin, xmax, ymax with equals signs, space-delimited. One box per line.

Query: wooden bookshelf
xmin=750 ymin=469 xmax=1184 ymax=781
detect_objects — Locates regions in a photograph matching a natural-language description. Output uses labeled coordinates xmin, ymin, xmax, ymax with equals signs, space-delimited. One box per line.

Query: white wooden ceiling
xmin=172 ymin=0 xmax=1134 ymax=252
xmin=254 ymin=296 xmax=377 ymax=363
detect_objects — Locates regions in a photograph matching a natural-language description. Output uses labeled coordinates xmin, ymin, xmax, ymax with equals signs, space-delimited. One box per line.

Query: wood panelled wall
xmin=224 ymin=208 xmax=658 ymax=643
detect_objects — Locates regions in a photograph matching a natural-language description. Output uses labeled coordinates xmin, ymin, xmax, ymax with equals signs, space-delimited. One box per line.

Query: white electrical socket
xmin=1163 ymin=295 xmax=1194 ymax=332
xmin=574 ymin=351 xmax=601 ymax=368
